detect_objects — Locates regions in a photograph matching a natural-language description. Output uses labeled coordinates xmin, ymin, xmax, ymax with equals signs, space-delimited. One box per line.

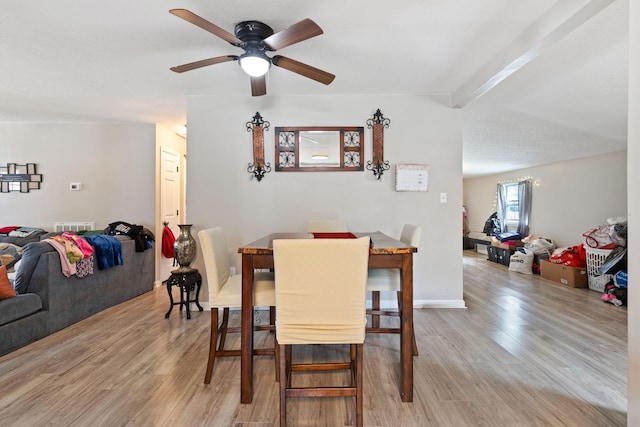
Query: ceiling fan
xmin=169 ymin=9 xmax=335 ymax=96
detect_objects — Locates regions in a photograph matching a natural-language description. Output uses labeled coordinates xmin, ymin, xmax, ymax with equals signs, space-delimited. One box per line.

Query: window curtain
xmin=517 ymin=180 xmax=532 ymax=236
xmin=496 ymin=183 xmax=507 ymax=233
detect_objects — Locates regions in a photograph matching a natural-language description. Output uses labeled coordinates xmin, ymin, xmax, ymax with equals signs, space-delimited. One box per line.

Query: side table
xmin=165 ymin=268 xmax=203 ymax=319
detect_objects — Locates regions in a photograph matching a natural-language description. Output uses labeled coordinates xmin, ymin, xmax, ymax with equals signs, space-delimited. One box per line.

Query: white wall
xmin=0 ymin=122 xmax=156 ymax=231
xmin=627 ymin=0 xmax=638 ymax=423
xmin=463 ymin=150 xmax=627 ymax=247
xmin=186 ymin=94 xmax=465 ymax=307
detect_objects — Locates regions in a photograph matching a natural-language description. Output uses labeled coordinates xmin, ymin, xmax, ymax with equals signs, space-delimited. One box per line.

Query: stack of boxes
xmin=486 ymin=236 xmax=523 ymax=266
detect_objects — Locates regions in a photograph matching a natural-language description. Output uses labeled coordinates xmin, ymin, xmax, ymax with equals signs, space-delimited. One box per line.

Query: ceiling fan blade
xmin=272 ymin=55 xmax=335 ymax=85
xmin=170 ymin=55 xmax=238 ymax=73
xmin=251 ymin=75 xmax=267 ymax=96
xmin=262 ymin=18 xmax=323 ymax=51
xmin=170 ymin=9 xmax=243 ymax=46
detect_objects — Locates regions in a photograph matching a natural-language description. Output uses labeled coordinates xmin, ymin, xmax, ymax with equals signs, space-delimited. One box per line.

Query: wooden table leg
xmin=164 ymin=280 xmax=174 ymax=318
xmin=241 ymin=254 xmax=255 ymax=403
xmin=372 ymin=291 xmax=381 ymax=329
xmin=194 ymin=278 xmax=204 ymax=312
xmin=400 ymin=253 xmax=414 ymax=402
xmin=183 ymin=284 xmax=191 ymax=319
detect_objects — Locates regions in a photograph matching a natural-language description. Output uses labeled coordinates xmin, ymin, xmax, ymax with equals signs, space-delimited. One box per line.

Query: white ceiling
xmin=0 ymin=0 xmax=628 ymax=177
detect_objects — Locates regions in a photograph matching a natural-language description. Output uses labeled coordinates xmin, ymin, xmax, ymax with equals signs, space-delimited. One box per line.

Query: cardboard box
xmin=540 ymin=260 xmax=588 ymax=288
xmin=490 ymin=236 xmax=523 ymax=250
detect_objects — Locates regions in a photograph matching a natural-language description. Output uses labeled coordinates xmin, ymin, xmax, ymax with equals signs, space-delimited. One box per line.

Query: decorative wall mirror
xmin=274 ymin=126 xmax=364 ymax=172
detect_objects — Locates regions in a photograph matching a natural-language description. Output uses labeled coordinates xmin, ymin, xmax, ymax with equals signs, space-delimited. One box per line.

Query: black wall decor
xmin=366 ymin=109 xmax=391 ymax=180
xmin=246 ymin=112 xmax=271 ymax=181
xmin=0 ymin=163 xmax=42 ymax=193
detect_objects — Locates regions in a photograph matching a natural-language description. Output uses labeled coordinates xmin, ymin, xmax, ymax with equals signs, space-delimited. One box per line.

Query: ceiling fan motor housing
xmin=235 ymin=21 xmax=274 ymax=49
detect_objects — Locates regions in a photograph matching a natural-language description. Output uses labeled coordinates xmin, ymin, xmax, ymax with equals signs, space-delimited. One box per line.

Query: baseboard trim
xmin=183 ymin=301 xmax=468 ymax=311
xmin=369 ymin=298 xmax=467 ymax=310
xmin=413 ymin=299 xmax=467 ymax=309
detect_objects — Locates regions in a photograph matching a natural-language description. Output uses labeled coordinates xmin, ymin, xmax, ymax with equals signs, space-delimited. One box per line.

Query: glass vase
xmin=173 ymin=224 xmax=196 ymax=273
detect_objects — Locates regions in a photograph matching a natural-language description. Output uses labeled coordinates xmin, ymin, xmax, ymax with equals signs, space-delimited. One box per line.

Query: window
xmin=504 ymin=183 xmax=520 ymax=229
xmin=496 ymin=180 xmax=532 ymax=236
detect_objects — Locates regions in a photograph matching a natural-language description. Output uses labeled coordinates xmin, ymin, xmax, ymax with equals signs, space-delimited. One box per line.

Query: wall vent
xmin=53 ymin=222 xmax=96 ymax=232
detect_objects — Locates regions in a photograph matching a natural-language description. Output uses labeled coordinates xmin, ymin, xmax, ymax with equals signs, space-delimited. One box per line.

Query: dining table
xmin=238 ymin=231 xmax=417 ymax=403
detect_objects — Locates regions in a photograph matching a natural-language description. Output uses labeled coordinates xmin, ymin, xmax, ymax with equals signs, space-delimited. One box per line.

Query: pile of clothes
xmin=42 ymin=232 xmax=98 ymax=277
xmin=104 ymin=221 xmax=154 ymax=252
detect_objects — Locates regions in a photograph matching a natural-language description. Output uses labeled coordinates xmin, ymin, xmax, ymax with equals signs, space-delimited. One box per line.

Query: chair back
xmin=400 ymin=224 xmax=422 ymax=247
xmin=273 ymin=237 xmax=370 ymax=345
xmin=306 ymin=219 xmax=348 ymax=233
xmin=197 ymin=227 xmax=231 ymax=302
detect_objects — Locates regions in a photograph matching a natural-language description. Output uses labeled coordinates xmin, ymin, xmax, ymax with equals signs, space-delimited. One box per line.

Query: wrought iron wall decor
xmin=366 ymin=108 xmax=391 ymax=180
xmin=246 ymin=112 xmax=271 ymax=181
xmin=274 ymin=126 xmax=364 ymax=172
xmin=0 ymin=163 xmax=43 ymax=193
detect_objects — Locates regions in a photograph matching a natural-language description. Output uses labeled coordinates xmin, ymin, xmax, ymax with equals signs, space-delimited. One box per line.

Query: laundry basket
xmin=585 ymin=247 xmax=614 ymax=292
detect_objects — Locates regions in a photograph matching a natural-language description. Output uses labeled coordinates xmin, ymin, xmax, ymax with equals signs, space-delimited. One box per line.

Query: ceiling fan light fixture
xmin=239 ymin=53 xmax=271 ymax=77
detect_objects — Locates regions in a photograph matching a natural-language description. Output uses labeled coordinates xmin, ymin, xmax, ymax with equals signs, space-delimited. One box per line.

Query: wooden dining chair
xmin=306 ymin=219 xmax=348 ymax=233
xmin=366 ymin=224 xmax=422 ymax=355
xmin=273 ymin=236 xmax=370 ymax=427
xmin=198 ymin=227 xmax=276 ymax=384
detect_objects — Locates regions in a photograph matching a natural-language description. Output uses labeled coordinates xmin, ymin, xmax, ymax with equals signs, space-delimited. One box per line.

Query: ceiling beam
xmin=451 ymin=0 xmax=617 ymax=108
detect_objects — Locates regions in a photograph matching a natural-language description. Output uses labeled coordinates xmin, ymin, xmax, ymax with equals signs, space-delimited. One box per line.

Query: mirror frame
xmin=274 ymin=126 xmax=365 ymax=172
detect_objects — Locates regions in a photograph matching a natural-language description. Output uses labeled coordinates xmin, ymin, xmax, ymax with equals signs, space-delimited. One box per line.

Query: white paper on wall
xmin=395 ymin=164 xmax=429 ymax=192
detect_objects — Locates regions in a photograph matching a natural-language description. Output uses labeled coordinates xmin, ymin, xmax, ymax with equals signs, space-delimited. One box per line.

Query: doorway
xmin=159 ymin=146 xmax=184 ymax=282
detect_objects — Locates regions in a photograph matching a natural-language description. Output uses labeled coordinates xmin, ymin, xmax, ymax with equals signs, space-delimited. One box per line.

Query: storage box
xmin=475 ymin=244 xmax=488 ymax=255
xmin=487 ymin=246 xmax=515 ymax=266
xmin=490 ymin=236 xmax=523 ymax=250
xmin=467 ymin=235 xmax=491 ymax=255
xmin=540 ymin=260 xmax=588 ymax=288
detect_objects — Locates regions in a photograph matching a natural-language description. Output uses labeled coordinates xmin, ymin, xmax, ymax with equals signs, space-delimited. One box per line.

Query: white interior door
xmin=160 ymin=147 xmax=181 ymax=279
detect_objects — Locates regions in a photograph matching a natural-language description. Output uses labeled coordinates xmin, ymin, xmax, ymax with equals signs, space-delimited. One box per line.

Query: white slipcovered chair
xmin=366 ymin=224 xmax=422 ymax=355
xmin=306 ymin=219 xmax=348 ymax=233
xmin=198 ymin=227 xmax=276 ymax=384
xmin=273 ymin=236 xmax=370 ymax=427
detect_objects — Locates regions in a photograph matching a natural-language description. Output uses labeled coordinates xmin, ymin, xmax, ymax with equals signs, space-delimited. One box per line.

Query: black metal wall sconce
xmin=246 ymin=112 xmax=271 ymax=182
xmin=366 ymin=108 xmax=391 ymax=180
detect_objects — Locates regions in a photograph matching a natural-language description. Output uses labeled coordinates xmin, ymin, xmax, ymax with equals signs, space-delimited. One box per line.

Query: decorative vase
xmin=173 ymin=224 xmax=196 ymax=273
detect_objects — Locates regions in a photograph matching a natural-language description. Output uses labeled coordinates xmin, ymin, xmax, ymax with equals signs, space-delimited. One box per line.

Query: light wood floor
xmin=0 ymin=251 xmax=627 ymax=426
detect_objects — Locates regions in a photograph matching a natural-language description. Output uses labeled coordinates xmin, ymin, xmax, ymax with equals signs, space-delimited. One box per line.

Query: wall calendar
xmin=395 ymin=164 xmax=429 ymax=192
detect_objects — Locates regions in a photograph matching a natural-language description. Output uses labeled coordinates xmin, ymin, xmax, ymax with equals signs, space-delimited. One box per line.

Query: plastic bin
xmin=487 ymin=246 xmax=515 ymax=266
xmin=585 ymin=247 xmax=614 ymax=292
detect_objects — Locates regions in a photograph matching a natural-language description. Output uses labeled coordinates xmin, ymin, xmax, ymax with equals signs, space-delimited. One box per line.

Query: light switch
xmin=70 ymin=182 xmax=82 ymax=191
xmin=440 ymin=192 xmax=447 ymax=203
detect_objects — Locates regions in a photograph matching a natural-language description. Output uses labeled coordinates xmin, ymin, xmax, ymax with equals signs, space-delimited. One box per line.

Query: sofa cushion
xmin=0 ymin=293 xmax=42 ymax=326
xmin=0 ymin=265 xmax=17 ymax=299
xmin=14 ymin=241 xmax=56 ymax=294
